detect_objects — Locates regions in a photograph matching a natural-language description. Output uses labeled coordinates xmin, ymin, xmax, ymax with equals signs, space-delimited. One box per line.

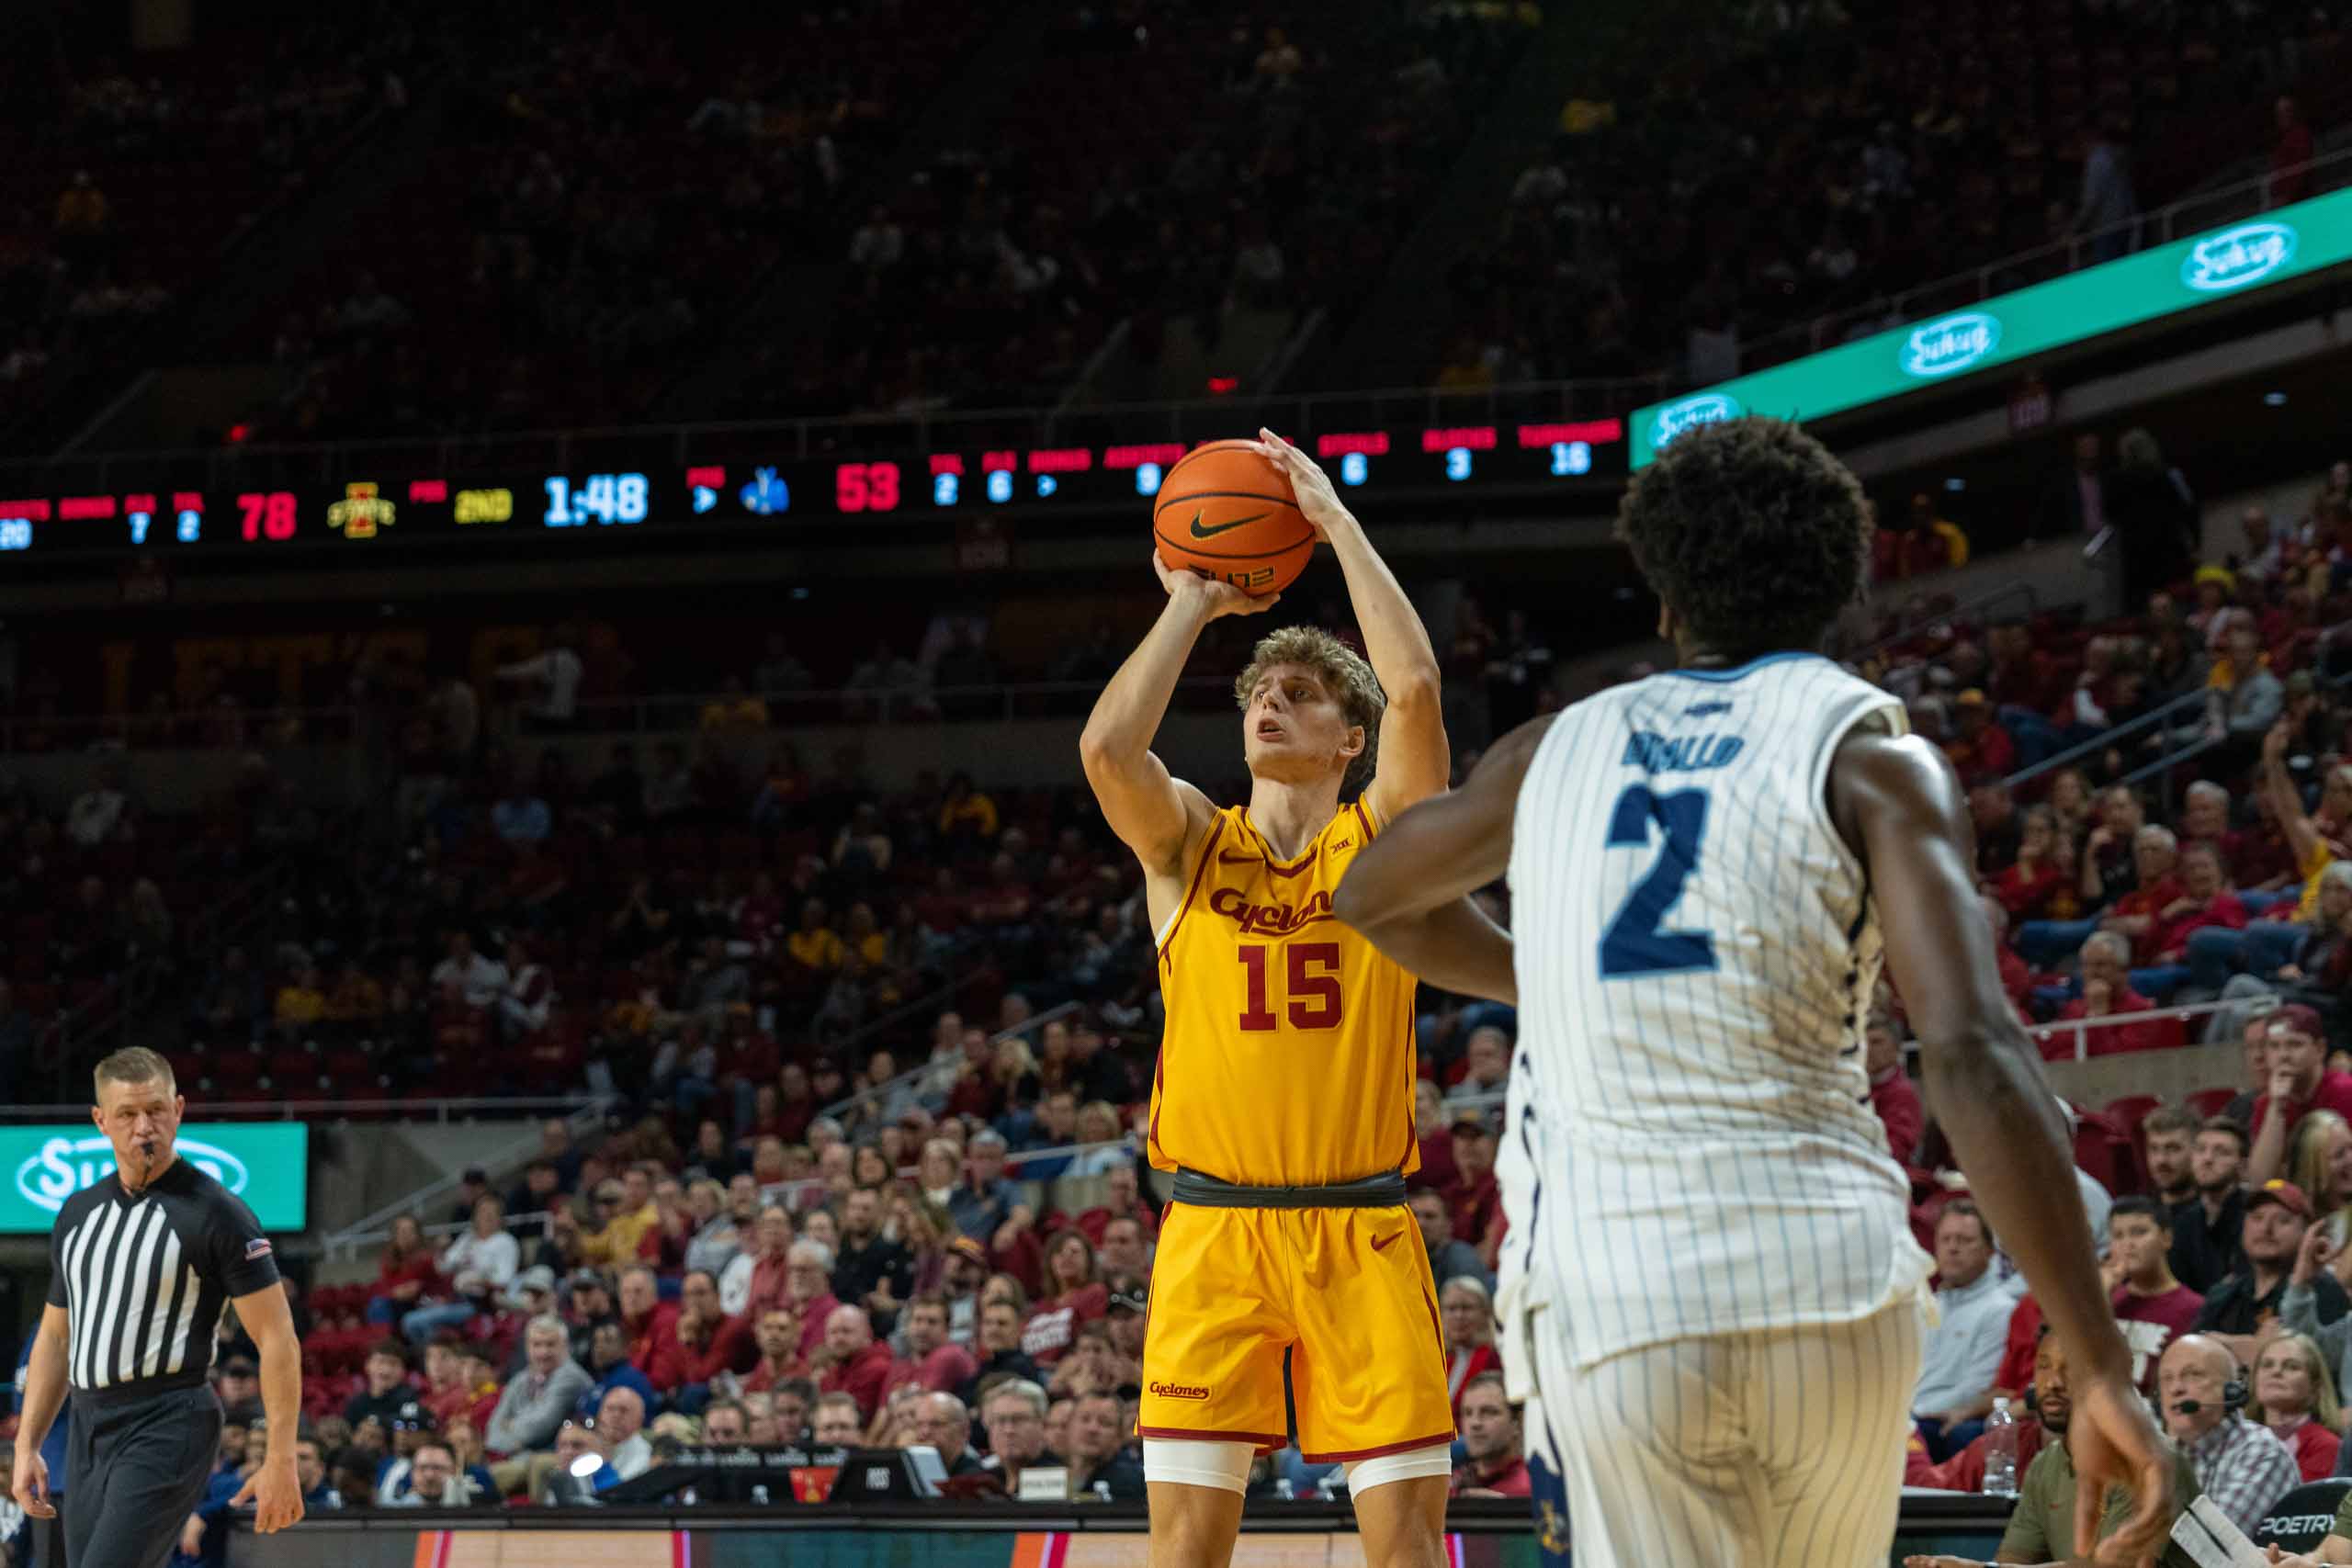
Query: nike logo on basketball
xmin=1372 ymin=1231 xmax=1402 ymax=1253
xmin=1189 ymin=509 xmax=1268 ymax=539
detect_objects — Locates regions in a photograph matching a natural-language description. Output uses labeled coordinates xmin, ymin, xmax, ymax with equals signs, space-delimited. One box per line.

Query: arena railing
xmin=1839 ymin=580 xmax=2042 ymax=665
xmin=822 ymin=999 xmax=1086 ymax=1125
xmin=0 ymin=677 xmax=1236 ymax=755
xmin=313 ymin=1093 xmax=614 ymax=1261
xmin=2026 ymin=998 xmax=2233 ymax=1064
xmin=10 ymin=151 xmax=2348 ymax=497
xmin=316 ymin=1132 xmax=1146 ymax=1261
xmin=2001 ymin=687 xmax=2214 ymax=796
xmin=1734 ymin=145 xmax=2352 ymax=375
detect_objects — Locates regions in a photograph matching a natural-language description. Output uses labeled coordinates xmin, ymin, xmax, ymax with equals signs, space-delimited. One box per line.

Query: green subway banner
xmin=4 ymin=1123 xmax=308 ymax=1233
xmin=1629 ymin=186 xmax=2352 ymax=468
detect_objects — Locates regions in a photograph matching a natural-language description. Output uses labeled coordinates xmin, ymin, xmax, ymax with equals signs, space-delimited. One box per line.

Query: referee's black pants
xmin=63 ymin=1384 xmax=221 ymax=1568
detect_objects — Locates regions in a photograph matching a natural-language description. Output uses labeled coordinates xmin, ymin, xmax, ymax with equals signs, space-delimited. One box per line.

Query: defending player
xmin=1331 ymin=418 xmax=2173 ymax=1568
xmin=1079 ymin=428 xmax=1453 ymax=1568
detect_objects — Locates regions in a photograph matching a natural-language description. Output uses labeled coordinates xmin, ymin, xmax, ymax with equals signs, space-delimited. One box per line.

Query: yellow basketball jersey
xmin=1147 ymin=801 xmax=1421 ymax=1186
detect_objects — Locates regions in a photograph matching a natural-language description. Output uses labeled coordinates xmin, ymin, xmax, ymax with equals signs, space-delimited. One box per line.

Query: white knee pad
xmin=1343 ymin=1441 xmax=1456 ymax=1495
xmin=1143 ymin=1438 xmax=1256 ymax=1495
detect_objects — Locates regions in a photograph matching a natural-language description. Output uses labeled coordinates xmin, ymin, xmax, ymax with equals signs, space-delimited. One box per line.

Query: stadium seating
xmin=1428 ymin=0 xmax=2352 ymax=392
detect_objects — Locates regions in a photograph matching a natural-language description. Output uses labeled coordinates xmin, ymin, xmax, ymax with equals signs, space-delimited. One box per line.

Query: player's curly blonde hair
xmin=1234 ymin=626 xmax=1385 ymax=792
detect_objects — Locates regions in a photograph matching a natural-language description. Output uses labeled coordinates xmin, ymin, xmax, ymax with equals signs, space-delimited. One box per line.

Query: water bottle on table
xmin=1981 ymin=1396 xmax=2018 ymax=1498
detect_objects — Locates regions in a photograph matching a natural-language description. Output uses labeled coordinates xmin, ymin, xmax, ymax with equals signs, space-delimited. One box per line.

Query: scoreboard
xmin=0 ymin=419 xmax=1624 ymax=563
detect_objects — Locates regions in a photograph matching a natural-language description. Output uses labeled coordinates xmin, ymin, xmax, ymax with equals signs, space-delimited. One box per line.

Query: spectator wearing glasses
xmin=915 ymin=1392 xmax=990 ymax=1477
xmin=978 ymin=1379 xmax=1056 ymax=1488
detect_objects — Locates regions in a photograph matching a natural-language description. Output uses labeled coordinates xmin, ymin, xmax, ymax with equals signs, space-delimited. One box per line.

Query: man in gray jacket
xmin=486 ymin=1315 xmax=593 ymax=1489
xmin=1411 ymin=1187 xmax=1492 ymax=1292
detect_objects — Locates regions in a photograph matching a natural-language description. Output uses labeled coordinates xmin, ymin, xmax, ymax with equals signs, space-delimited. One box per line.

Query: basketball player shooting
xmin=1331 ymin=418 xmax=2174 ymax=1568
xmin=1079 ymin=430 xmax=1455 ymax=1568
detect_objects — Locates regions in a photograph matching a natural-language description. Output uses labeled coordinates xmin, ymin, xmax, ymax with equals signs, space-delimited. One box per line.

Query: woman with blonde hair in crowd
xmin=1066 ymin=1100 xmax=1130 ymax=1179
xmin=2290 ymin=1110 xmax=2352 ymax=1280
xmin=882 ymin=1185 xmax=955 ymax=1301
xmin=2248 ymin=1332 xmax=2345 ymax=1480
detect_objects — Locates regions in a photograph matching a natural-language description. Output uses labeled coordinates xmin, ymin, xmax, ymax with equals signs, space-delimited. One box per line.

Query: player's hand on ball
xmin=1150 ymin=551 xmax=1279 ymax=620
xmin=11 ymin=1448 xmax=53 ymax=1517
xmin=1252 ymin=428 xmax=1351 ymax=541
xmin=233 ymin=1451 xmax=306 ymax=1534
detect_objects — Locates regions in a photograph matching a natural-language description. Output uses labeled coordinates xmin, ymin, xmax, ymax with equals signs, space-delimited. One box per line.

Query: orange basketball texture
xmin=1151 ymin=440 xmax=1315 ymax=596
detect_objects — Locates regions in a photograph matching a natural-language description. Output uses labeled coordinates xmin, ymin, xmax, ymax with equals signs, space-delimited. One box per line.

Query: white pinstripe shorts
xmin=1521 ymin=1293 xmax=1927 ymax=1568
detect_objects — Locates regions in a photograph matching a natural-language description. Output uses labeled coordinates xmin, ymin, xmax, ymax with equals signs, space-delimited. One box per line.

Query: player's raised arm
xmin=1832 ymin=728 xmax=2173 ymax=1568
xmin=1255 ymin=431 xmax=1446 ymax=823
xmin=1332 ymin=715 xmax=1546 ymax=1002
xmin=1079 ymin=555 xmax=1276 ymax=874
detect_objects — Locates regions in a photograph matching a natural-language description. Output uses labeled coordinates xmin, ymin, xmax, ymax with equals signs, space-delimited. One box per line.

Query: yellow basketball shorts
xmin=1137 ymin=1201 xmax=1455 ymax=1462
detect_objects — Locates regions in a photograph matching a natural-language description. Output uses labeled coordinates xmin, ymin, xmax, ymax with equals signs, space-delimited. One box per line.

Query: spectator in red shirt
xmin=1905 ymin=1331 xmax=2052 ymax=1490
xmin=1075 ymin=1163 xmax=1158 ymax=1247
xmin=2101 ymin=826 xmax=2185 ymax=966
xmin=1991 ymin=1293 xmax=2044 ymax=1403
xmin=739 ymin=1307 xmax=807 ymax=1393
xmin=2247 ymin=1331 xmax=2344 ymax=1481
xmin=1445 ymin=1111 xmax=1500 ymax=1244
xmin=369 ymin=1213 xmax=443 ymax=1325
xmin=647 ymin=1269 xmax=756 ymax=1399
xmin=420 ymin=1338 xmax=480 ymax=1427
xmin=2251 ymin=1004 xmax=2352 ymax=1182
xmin=1987 ymin=807 xmax=2067 ymax=922
xmin=1985 ymin=621 xmax=2063 ymax=716
xmin=1441 ymin=1276 xmax=1502 ymax=1417
xmin=2132 ymin=841 xmax=2250 ymax=999
xmin=2103 ymin=1198 xmax=2205 ymax=1393
xmin=1413 ymin=1077 xmax=1460 ymax=1194
xmin=2044 ymin=932 xmax=2160 ymax=1059
xmin=814 ymin=1303 xmax=894 ymax=1421
xmin=1022 ymin=1231 xmax=1109 ymax=1365
xmin=1865 ymin=1015 xmax=1923 ymax=1163
xmin=783 ymin=1239 xmax=845 ymax=1362
xmin=1944 ymin=690 xmax=2017 ymax=782
xmin=617 ymin=1264 xmax=680 ymax=1375
xmin=2233 ymin=786 xmax=2301 ymax=895
xmin=1450 ymin=1373 xmax=1531 ymax=1497
xmin=888 ymin=1292 xmax=978 ymax=1394
xmin=1980 ymin=897 xmax=2035 ymax=1014
xmin=1096 ymin=1215 xmax=1153 ymax=1283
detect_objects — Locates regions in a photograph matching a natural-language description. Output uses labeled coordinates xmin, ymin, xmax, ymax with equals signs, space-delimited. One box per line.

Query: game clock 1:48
xmin=543 ymin=473 xmax=649 ymax=528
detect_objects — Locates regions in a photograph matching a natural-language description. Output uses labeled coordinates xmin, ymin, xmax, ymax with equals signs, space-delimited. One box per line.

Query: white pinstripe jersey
xmin=1496 ymin=652 xmax=1934 ymax=1378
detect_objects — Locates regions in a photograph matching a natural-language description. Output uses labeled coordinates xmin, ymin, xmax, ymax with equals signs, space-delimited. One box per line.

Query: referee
xmin=9 ymin=1047 xmax=306 ymax=1566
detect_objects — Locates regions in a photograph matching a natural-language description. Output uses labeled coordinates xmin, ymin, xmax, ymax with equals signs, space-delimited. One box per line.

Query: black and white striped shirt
xmin=43 ymin=1153 xmax=280 ymax=1398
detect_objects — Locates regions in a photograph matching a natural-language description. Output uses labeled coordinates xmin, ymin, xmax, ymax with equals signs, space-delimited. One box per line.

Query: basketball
xmin=1151 ymin=439 xmax=1315 ymax=596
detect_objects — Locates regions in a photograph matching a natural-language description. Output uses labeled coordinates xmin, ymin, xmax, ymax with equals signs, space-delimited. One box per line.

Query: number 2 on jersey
xmin=1599 ymin=784 xmax=1717 ymax=977
xmin=1238 ymin=942 xmax=1343 ymax=1031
